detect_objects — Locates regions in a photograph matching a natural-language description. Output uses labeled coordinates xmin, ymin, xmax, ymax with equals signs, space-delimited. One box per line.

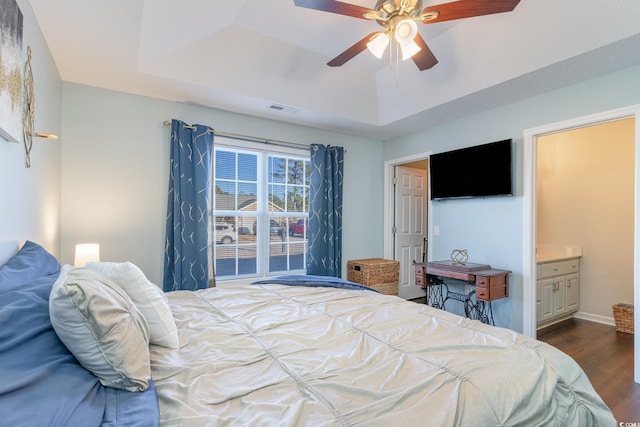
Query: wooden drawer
xmin=475 ymin=274 xmax=506 ymax=289
xmin=476 ymin=285 xmax=508 ymax=301
xmin=476 ymin=288 xmax=489 ymax=300
xmin=414 ymin=264 xmax=426 ymax=287
xmin=539 ymin=259 xmax=579 ymax=278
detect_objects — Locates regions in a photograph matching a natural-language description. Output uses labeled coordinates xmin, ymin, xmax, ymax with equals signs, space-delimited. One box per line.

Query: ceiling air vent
xmin=267 ymin=104 xmax=299 ymax=114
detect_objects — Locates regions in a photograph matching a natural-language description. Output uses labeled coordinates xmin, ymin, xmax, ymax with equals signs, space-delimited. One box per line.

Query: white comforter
xmin=150 ymin=284 xmax=615 ymax=426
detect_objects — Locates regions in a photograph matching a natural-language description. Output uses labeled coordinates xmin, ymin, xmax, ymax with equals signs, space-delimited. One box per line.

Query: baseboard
xmin=537 ymin=315 xmax=574 ymax=330
xmin=573 ymin=311 xmax=615 ymax=327
xmin=537 ymin=311 xmax=616 ymax=331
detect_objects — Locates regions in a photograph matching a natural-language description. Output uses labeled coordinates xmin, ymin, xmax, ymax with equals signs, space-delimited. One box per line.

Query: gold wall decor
xmin=21 ymin=46 xmax=58 ymax=168
xmin=22 ymin=46 xmax=34 ymax=167
xmin=0 ymin=0 xmax=23 ymax=143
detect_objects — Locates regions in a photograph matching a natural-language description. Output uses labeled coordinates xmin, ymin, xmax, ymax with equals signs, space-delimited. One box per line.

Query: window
xmin=210 ymin=139 xmax=310 ymax=281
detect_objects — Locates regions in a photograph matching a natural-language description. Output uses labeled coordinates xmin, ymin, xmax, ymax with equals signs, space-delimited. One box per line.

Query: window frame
xmin=210 ymin=136 xmax=310 ymax=284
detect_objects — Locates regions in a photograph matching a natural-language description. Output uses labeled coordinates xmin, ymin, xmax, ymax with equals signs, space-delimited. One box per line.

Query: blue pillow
xmin=0 ymin=262 xmax=159 ymax=426
xmin=0 ymin=274 xmax=106 ymax=426
xmin=0 ymin=241 xmax=60 ymax=293
xmin=102 ymin=381 xmax=159 ymax=427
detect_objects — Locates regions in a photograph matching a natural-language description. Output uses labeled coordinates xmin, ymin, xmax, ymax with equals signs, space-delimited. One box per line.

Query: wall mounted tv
xmin=429 ymin=139 xmax=513 ymax=200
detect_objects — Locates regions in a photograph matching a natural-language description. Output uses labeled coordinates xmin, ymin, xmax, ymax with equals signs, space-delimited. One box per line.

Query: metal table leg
xmin=464 ymin=290 xmax=495 ymax=326
xmin=425 ymin=278 xmax=495 ymax=326
xmin=426 ymin=275 xmax=447 ymax=310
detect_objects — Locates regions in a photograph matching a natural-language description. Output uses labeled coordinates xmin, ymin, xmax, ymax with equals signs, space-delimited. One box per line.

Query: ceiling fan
xmin=293 ymin=0 xmax=521 ymax=70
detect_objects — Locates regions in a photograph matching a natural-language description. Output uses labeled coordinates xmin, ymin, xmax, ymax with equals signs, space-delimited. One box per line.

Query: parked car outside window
xmin=237 ymin=226 xmax=251 ymax=235
xmin=215 ymin=223 xmax=236 ymax=244
xmin=270 ymin=220 xmax=285 ymax=236
xmin=251 ymin=220 xmax=286 ymax=237
xmin=288 ymin=219 xmax=306 ymax=236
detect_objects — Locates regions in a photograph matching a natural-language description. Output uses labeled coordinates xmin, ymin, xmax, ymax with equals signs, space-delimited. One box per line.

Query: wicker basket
xmin=347 ymin=258 xmax=399 ymax=295
xmin=613 ymin=303 xmax=634 ymax=334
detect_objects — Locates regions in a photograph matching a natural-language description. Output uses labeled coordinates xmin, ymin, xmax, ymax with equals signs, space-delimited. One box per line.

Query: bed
xmin=0 ymin=242 xmax=616 ymax=426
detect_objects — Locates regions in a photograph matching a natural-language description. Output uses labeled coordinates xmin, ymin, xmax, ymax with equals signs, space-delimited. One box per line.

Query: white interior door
xmin=394 ymin=166 xmax=428 ymax=300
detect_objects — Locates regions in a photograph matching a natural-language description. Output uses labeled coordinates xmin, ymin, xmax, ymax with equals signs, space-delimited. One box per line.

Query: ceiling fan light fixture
xmin=394 ymin=19 xmax=421 ymax=60
xmin=394 ymin=19 xmax=418 ymax=45
xmin=366 ymin=32 xmax=390 ymax=59
xmin=399 ymin=39 xmax=421 ymax=60
xmin=295 ymin=0 xmax=521 ymax=71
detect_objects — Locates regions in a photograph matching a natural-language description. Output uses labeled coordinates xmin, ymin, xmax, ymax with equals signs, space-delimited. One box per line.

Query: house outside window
xmin=210 ymin=138 xmax=310 ymax=282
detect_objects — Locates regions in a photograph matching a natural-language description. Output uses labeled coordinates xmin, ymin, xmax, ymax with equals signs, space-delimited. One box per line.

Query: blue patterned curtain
xmin=163 ymin=120 xmax=214 ymax=291
xmin=307 ymin=144 xmax=344 ymax=277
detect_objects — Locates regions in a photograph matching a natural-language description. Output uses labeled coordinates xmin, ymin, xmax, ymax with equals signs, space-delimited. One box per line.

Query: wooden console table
xmin=414 ymin=261 xmax=511 ymax=326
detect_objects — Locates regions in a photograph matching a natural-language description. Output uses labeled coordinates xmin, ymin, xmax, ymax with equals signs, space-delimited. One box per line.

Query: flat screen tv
xmin=429 ymin=139 xmax=513 ymax=200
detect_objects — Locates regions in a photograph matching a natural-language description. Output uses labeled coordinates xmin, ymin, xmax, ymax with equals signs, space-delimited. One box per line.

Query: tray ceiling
xmin=29 ymin=0 xmax=640 ymax=139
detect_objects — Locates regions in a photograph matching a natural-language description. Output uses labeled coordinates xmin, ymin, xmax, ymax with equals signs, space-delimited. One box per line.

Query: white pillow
xmin=86 ymin=261 xmax=179 ymax=349
xmin=49 ymin=265 xmax=150 ymax=392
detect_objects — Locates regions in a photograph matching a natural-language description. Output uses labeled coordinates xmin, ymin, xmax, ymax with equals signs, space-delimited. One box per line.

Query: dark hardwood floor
xmin=537 ymin=318 xmax=639 ymax=423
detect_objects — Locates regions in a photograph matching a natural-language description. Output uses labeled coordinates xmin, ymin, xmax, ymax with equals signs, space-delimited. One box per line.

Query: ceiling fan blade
xmin=327 ymin=32 xmax=379 ymax=67
xmin=421 ymin=0 xmax=520 ymax=23
xmin=294 ymin=0 xmax=376 ymax=20
xmin=412 ymin=34 xmax=438 ymax=71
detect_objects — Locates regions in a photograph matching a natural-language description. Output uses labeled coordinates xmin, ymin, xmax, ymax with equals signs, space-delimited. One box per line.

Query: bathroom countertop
xmin=536 ymin=254 xmax=582 ymax=263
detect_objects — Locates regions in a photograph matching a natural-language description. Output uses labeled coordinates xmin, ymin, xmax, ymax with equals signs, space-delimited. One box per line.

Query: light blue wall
xmin=0 ymin=0 xmax=62 ymax=256
xmin=6 ymin=0 xmax=640 ymax=335
xmin=383 ymin=65 xmax=640 ymax=332
xmin=60 ymin=84 xmax=384 ymax=285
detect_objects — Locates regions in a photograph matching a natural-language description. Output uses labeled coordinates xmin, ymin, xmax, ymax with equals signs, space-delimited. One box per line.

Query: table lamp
xmin=74 ymin=243 xmax=100 ymax=267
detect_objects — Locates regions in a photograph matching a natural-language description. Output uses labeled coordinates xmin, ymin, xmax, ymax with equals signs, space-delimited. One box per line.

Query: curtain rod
xmin=163 ymin=120 xmax=309 ymax=150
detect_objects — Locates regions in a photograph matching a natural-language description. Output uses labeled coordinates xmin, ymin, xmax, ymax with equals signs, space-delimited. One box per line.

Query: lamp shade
xmin=395 ymin=19 xmax=418 ymax=44
xmin=395 ymin=19 xmax=421 ymax=60
xmin=367 ymin=32 xmax=390 ymax=59
xmin=399 ymin=39 xmax=421 ymax=60
xmin=74 ymin=243 xmax=100 ymax=267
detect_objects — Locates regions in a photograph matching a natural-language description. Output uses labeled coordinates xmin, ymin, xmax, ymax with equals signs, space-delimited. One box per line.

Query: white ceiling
xmin=29 ymin=0 xmax=640 ymax=140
